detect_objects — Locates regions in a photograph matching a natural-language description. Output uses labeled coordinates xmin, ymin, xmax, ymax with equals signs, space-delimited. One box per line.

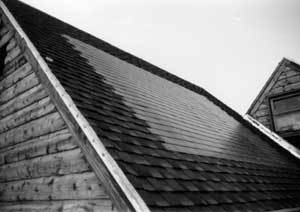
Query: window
xmin=270 ymin=91 xmax=300 ymax=136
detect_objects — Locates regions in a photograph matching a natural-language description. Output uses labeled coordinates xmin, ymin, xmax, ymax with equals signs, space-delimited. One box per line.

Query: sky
xmin=21 ymin=0 xmax=300 ymax=114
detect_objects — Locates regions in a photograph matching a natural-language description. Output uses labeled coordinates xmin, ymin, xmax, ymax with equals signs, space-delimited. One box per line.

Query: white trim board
xmin=244 ymin=114 xmax=300 ymax=160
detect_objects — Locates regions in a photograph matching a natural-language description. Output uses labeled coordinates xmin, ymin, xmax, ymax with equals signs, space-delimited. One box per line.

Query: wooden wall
xmin=0 ymin=16 xmax=116 ymax=212
xmin=249 ymin=60 xmax=300 ymax=131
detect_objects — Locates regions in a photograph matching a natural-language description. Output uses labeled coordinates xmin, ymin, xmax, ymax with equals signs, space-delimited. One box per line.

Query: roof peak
xmin=247 ymin=57 xmax=300 ymax=115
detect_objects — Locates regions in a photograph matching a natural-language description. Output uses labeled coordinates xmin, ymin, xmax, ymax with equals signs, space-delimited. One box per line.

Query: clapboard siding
xmin=0 ymin=129 xmax=73 ymax=165
xmin=0 ymin=85 xmax=48 ymax=119
xmin=0 ymin=200 xmax=114 ymax=212
xmin=0 ymin=63 xmax=33 ymax=92
xmin=0 ymin=20 xmax=115 ymax=212
xmin=0 ymin=172 xmax=106 ymax=201
xmin=0 ymin=149 xmax=89 ymax=182
xmin=250 ymin=60 xmax=300 ymax=130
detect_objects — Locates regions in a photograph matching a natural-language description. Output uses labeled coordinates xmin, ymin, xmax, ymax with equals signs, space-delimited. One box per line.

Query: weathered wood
xmin=0 ymin=62 xmax=32 ymax=92
xmin=0 ymin=26 xmax=9 ymax=36
xmin=0 ymin=112 xmax=65 ymax=149
xmin=4 ymin=45 xmax=21 ymax=64
xmin=254 ymin=108 xmax=269 ymax=117
xmin=257 ymin=102 xmax=268 ymax=111
xmin=6 ymin=37 xmax=16 ymax=52
xmin=0 ymin=9 xmax=117 ymax=212
xmin=283 ymin=81 xmax=300 ymax=91
xmin=0 ymin=172 xmax=108 ymax=201
xmin=0 ymin=200 xmax=116 ymax=212
xmin=0 ymin=97 xmax=55 ymax=133
xmin=273 ymin=79 xmax=288 ymax=89
xmin=249 ymin=59 xmax=300 ymax=135
xmin=286 ymin=75 xmax=300 ymax=84
xmin=2 ymin=54 xmax=27 ymax=77
xmin=0 ymin=29 xmax=13 ymax=48
xmin=285 ymin=68 xmax=300 ymax=77
xmin=0 ymin=72 xmax=39 ymax=104
xmin=0 ymin=85 xmax=47 ymax=118
xmin=0 ymin=148 xmax=90 ymax=182
xmin=270 ymin=81 xmax=300 ymax=95
xmin=275 ymin=75 xmax=300 ymax=86
xmin=0 ymin=129 xmax=73 ymax=165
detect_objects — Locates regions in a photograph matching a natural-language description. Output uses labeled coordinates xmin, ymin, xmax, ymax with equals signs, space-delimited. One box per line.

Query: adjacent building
xmin=248 ymin=58 xmax=300 ymax=149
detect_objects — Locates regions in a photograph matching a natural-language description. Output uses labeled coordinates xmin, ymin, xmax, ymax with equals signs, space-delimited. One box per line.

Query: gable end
xmin=0 ymin=1 xmax=149 ymax=211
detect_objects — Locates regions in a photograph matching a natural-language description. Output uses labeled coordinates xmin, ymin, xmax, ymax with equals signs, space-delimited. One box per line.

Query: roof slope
xmin=4 ymin=0 xmax=300 ymax=211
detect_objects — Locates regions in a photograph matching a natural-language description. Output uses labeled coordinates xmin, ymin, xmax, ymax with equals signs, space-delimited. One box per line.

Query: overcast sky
xmin=21 ymin=0 xmax=300 ymax=114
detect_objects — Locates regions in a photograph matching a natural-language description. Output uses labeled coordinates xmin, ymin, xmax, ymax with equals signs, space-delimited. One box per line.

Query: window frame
xmin=268 ymin=89 xmax=300 ymax=138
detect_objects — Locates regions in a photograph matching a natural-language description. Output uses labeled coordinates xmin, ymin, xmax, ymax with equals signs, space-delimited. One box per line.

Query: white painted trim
xmin=0 ymin=1 xmax=150 ymax=211
xmin=244 ymin=114 xmax=300 ymax=159
xmin=268 ymin=207 xmax=300 ymax=212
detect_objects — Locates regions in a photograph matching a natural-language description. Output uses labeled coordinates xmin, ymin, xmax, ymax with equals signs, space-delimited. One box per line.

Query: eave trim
xmin=0 ymin=1 xmax=150 ymax=211
xmin=244 ymin=114 xmax=300 ymax=160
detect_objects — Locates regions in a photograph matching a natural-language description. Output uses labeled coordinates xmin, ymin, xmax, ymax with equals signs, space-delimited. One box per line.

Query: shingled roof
xmin=2 ymin=0 xmax=300 ymax=211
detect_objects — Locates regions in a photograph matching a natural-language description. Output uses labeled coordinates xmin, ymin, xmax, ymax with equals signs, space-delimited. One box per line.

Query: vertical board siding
xmin=0 ymin=20 xmax=115 ymax=212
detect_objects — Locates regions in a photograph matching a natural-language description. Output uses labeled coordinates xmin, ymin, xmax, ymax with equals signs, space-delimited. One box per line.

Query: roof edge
xmin=247 ymin=58 xmax=287 ymax=115
xmin=244 ymin=114 xmax=300 ymax=160
xmin=0 ymin=1 xmax=150 ymax=211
